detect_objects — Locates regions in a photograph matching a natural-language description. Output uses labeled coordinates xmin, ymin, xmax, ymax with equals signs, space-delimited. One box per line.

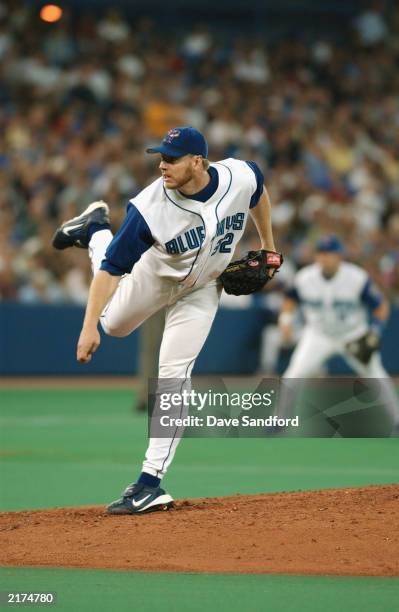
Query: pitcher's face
xmin=159 ymin=154 xmax=202 ymax=189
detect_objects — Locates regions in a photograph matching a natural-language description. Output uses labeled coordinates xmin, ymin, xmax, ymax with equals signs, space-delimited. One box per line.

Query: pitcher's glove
xmin=346 ymin=331 xmax=380 ymax=365
xmin=220 ymin=250 xmax=283 ymax=296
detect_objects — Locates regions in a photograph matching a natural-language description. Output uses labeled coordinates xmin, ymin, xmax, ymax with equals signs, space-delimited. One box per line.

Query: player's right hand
xmin=77 ymin=326 xmax=101 ymax=363
xmin=278 ymin=308 xmax=295 ymax=343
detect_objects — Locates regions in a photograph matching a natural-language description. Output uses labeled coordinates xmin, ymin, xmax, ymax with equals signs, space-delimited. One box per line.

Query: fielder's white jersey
xmin=292 ymin=262 xmax=377 ymax=341
xmin=101 ymin=158 xmax=259 ymax=288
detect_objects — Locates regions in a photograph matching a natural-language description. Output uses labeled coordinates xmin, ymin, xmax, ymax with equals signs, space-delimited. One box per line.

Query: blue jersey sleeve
xmin=245 ymin=161 xmax=264 ymax=209
xmin=100 ymin=203 xmax=155 ymax=276
xmin=360 ymin=278 xmax=383 ymax=310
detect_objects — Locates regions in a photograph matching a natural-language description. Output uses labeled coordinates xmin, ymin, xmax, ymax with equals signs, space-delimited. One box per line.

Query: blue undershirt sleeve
xmin=360 ymin=278 xmax=383 ymax=310
xmin=245 ymin=160 xmax=265 ymax=209
xmin=100 ymin=203 xmax=155 ymax=276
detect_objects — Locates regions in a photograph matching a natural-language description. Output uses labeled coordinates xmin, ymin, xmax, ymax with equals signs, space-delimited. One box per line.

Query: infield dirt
xmin=1 ymin=485 xmax=398 ymax=576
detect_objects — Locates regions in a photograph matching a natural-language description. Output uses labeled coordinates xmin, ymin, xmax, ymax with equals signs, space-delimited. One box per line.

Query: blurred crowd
xmin=1 ymin=0 xmax=398 ymax=305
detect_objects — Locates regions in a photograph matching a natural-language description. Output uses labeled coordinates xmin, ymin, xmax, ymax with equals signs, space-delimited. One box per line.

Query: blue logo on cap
xmin=164 ymin=129 xmax=181 ymax=144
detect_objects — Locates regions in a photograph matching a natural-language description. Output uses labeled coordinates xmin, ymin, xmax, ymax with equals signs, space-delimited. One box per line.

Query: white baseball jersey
xmin=291 ymin=262 xmax=382 ymax=342
xmin=100 ymin=158 xmax=260 ymax=288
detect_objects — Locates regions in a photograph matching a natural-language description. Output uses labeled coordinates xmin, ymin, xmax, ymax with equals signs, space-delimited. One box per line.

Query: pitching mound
xmin=1 ymin=485 xmax=398 ymax=576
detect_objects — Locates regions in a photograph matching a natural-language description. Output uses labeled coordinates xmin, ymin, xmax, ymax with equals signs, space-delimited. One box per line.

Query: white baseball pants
xmin=89 ymin=229 xmax=222 ymax=478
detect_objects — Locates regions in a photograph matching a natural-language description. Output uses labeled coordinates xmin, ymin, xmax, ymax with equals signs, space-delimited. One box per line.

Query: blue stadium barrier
xmin=0 ymin=303 xmax=139 ymax=376
xmin=0 ymin=303 xmax=398 ymax=376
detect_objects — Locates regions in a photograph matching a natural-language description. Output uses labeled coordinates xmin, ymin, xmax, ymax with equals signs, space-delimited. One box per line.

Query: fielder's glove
xmin=346 ymin=331 xmax=380 ymax=365
xmin=220 ymin=249 xmax=283 ymax=296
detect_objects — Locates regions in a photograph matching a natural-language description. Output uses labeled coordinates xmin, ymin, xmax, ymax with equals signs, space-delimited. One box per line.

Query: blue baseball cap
xmin=146 ymin=127 xmax=208 ymax=158
xmin=316 ymin=235 xmax=344 ymax=253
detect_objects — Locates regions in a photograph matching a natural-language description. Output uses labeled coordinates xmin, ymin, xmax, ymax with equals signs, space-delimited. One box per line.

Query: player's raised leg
xmin=53 ymin=202 xmax=171 ymax=340
xmin=99 ymin=255 xmax=172 ymax=338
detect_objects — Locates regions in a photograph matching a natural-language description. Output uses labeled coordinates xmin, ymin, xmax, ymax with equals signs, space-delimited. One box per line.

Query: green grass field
xmin=1 ymin=387 xmax=398 ymax=611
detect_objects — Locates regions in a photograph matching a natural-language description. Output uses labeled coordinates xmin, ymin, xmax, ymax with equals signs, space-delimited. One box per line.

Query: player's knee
xmin=100 ymin=318 xmax=129 ymax=338
xmin=109 ymin=328 xmax=130 ymax=338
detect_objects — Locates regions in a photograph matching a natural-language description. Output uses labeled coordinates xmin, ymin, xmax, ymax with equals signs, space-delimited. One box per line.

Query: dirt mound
xmin=1 ymin=485 xmax=398 ymax=575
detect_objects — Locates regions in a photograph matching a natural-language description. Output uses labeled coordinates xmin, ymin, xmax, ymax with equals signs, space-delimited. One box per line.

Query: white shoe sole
xmin=62 ymin=200 xmax=109 ymax=226
xmin=135 ymin=493 xmax=174 ymax=512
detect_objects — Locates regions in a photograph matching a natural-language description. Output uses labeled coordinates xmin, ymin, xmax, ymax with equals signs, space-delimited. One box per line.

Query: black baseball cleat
xmin=106 ymin=482 xmax=174 ymax=515
xmin=52 ymin=201 xmax=110 ymax=250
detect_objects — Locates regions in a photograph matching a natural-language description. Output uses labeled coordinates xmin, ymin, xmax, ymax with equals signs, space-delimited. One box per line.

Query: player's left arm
xmin=245 ymin=161 xmax=276 ymax=252
xmin=249 ymin=187 xmax=276 ymax=251
xmin=371 ymin=299 xmax=390 ymax=326
xmin=361 ymin=278 xmax=390 ymax=337
xmin=346 ymin=278 xmax=390 ymax=363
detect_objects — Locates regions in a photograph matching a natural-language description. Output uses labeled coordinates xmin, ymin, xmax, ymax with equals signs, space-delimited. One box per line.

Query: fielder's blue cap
xmin=146 ymin=127 xmax=208 ymax=158
xmin=316 ymin=235 xmax=344 ymax=253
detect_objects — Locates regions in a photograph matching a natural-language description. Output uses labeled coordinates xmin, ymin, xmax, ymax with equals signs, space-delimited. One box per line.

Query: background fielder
xmin=278 ymin=236 xmax=399 ymax=430
xmin=53 ymin=126 xmax=279 ymax=513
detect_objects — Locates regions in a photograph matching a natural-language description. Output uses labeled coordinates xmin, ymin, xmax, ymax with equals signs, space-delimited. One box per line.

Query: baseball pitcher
xmin=52 ymin=127 xmax=282 ymax=514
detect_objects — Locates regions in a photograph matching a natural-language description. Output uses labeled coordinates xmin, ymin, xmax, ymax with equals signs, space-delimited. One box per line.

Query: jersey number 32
xmin=211 ymin=232 xmax=234 ymax=256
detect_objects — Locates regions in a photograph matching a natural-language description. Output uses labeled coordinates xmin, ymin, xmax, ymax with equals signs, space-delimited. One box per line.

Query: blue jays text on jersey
xmin=165 ymin=226 xmax=205 ymax=255
xmin=165 ymin=213 xmax=246 ymax=256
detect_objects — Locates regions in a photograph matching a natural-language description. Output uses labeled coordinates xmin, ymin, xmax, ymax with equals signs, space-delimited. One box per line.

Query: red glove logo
xmin=266 ymin=252 xmax=281 ymax=266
